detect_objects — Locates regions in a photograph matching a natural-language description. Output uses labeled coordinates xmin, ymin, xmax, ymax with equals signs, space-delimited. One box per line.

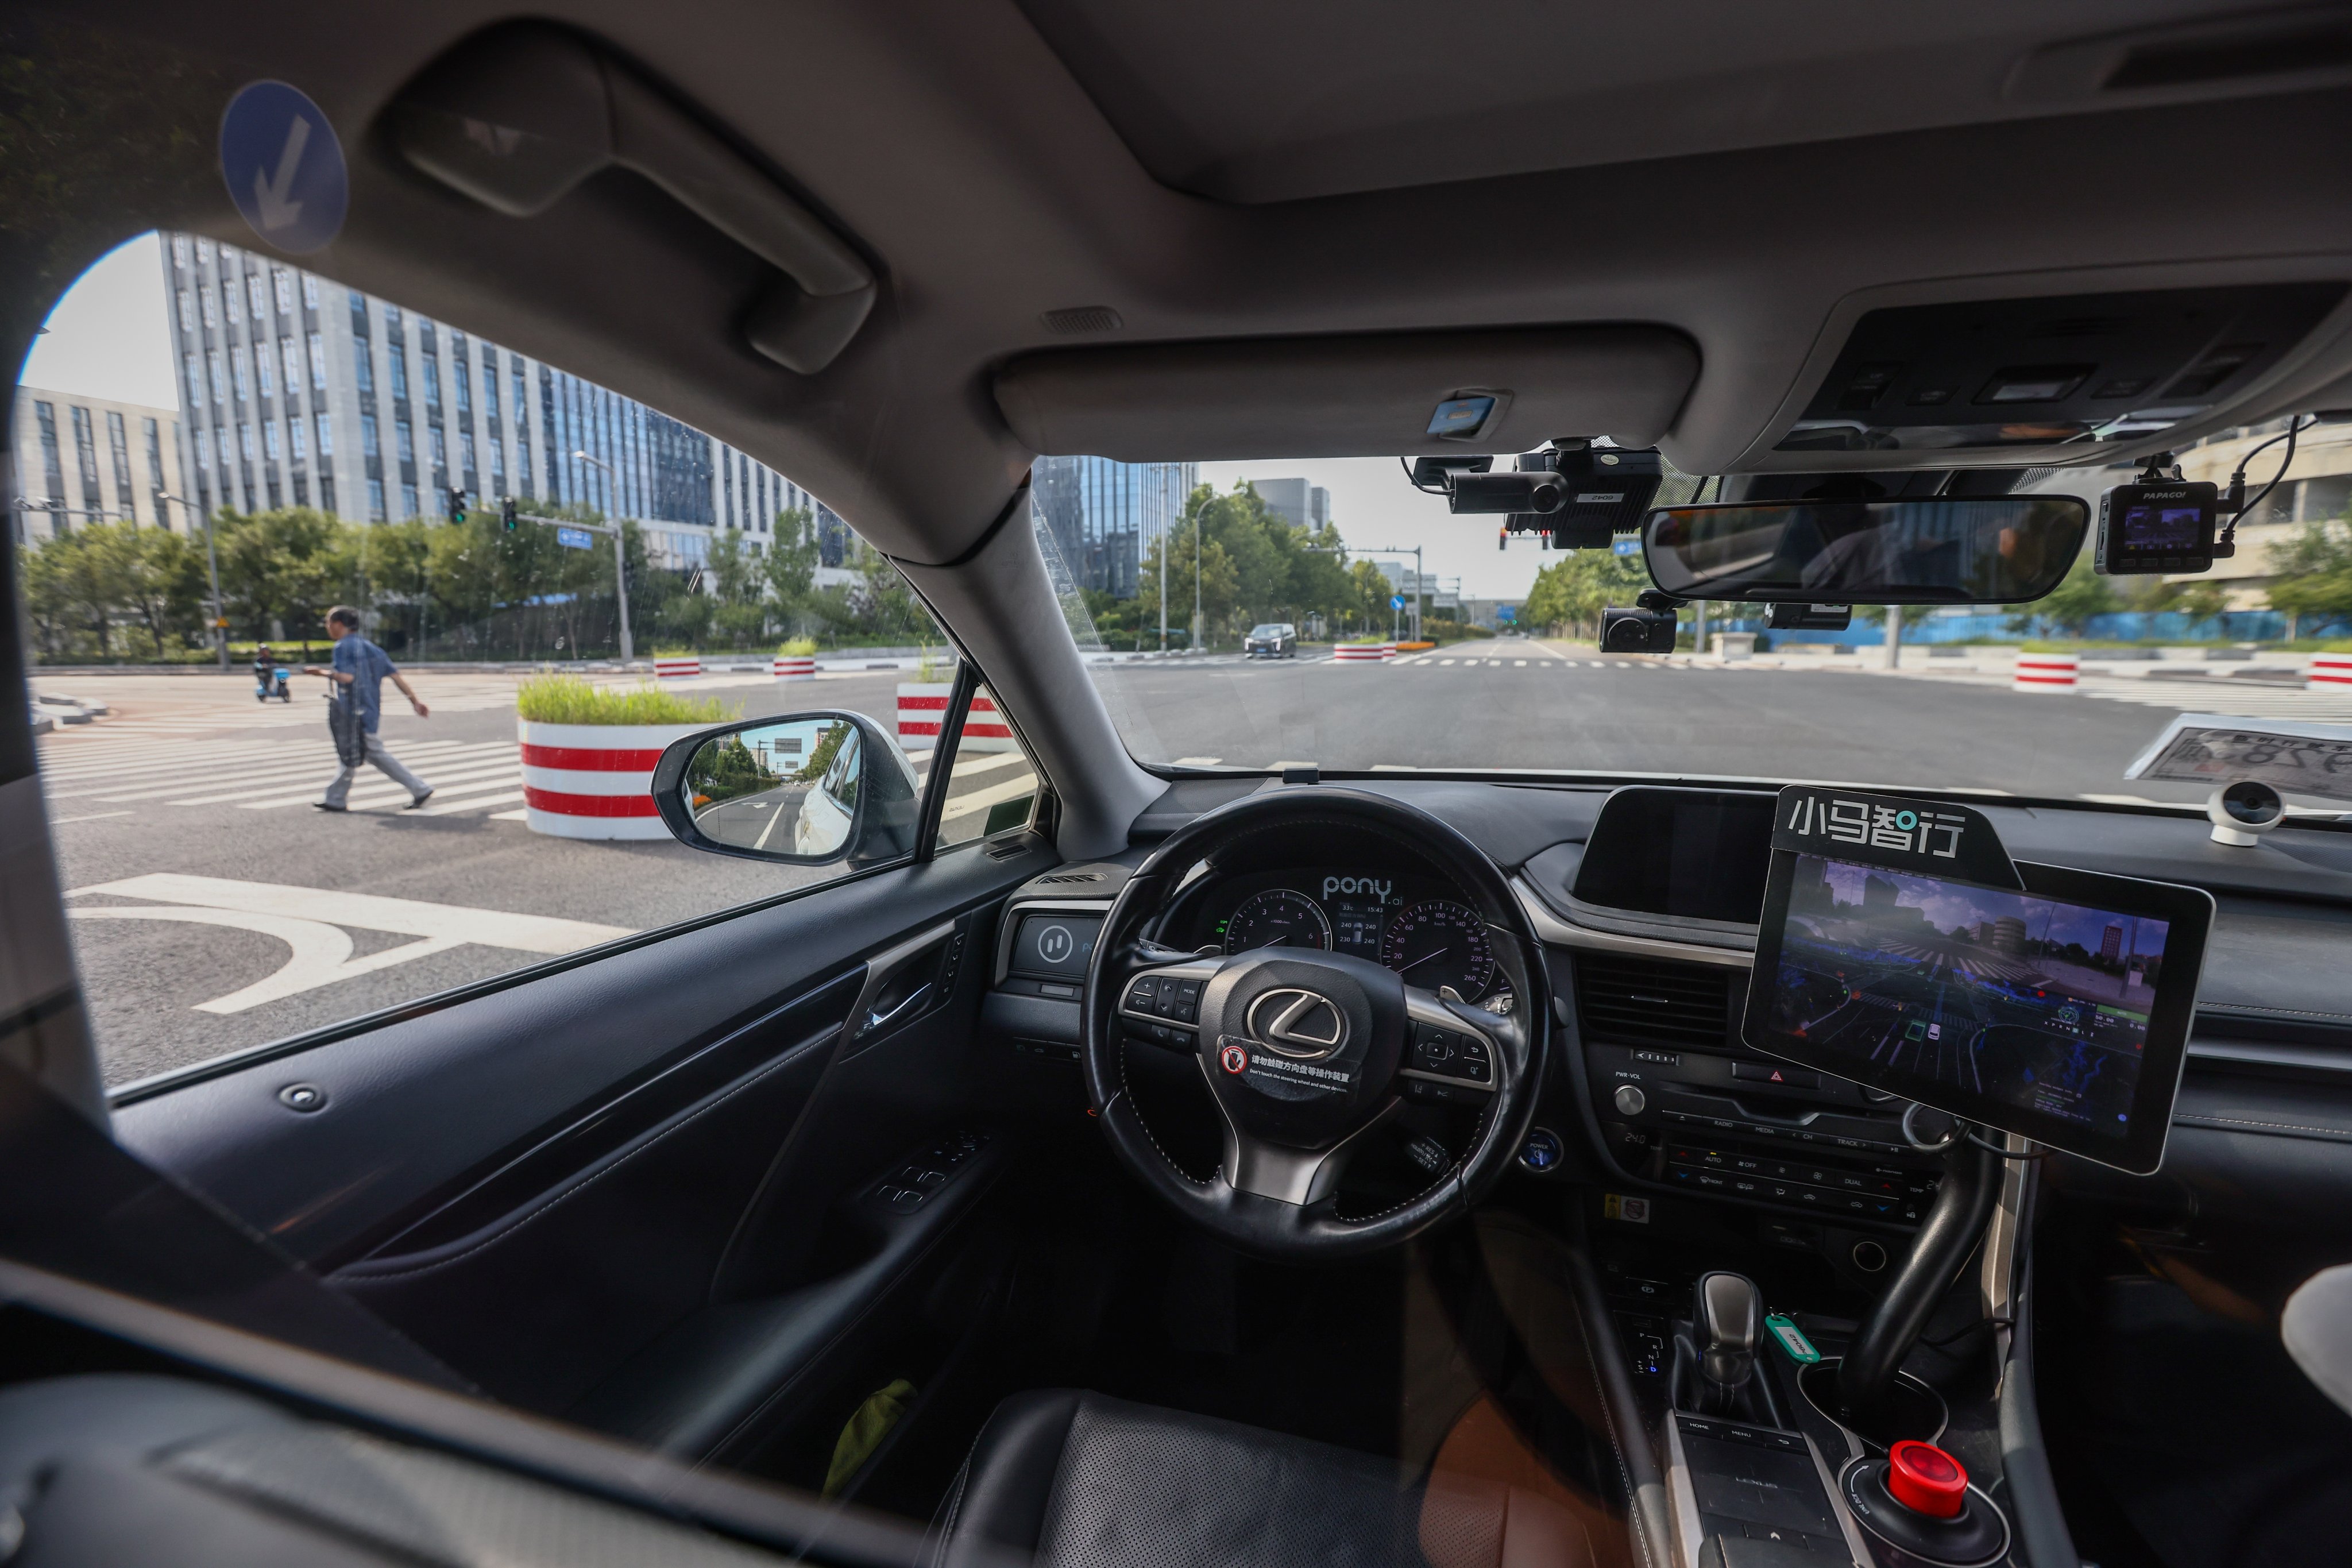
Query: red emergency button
xmin=1886 ymin=1440 xmax=1967 ymax=1519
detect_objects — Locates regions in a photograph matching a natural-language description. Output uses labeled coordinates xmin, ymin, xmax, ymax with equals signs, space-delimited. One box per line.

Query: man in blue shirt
xmin=304 ymin=606 xmax=434 ymax=811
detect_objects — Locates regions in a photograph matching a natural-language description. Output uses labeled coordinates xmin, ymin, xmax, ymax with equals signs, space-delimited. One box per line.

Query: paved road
xmin=1090 ymin=636 xmax=2352 ymax=805
xmin=34 ymin=667 xmax=1022 ymax=1085
xmin=34 ymin=639 xmax=2349 ymax=1086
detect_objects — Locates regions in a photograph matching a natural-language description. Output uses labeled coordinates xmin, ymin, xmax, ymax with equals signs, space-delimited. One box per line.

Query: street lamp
xmin=155 ymin=492 xmax=228 ymax=671
xmin=570 ymin=451 xmax=634 ymax=663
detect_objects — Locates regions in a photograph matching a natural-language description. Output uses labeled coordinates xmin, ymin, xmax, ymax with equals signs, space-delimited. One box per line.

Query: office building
xmin=1030 ymin=455 xmax=1197 ymax=598
xmin=1247 ymin=477 xmax=1330 ymax=531
xmin=153 ymin=231 xmax=849 ymax=574
xmin=9 ymin=385 xmax=185 ymax=541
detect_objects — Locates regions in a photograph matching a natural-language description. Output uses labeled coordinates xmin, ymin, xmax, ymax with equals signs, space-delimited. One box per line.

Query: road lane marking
xmin=491 ymin=808 xmax=528 ymax=821
xmin=939 ymin=750 xmax=1033 ymax=779
xmin=65 ymin=904 xmax=473 ymax=1013
xmin=50 ymin=810 xmax=133 ymax=824
xmin=89 ymin=741 xmax=501 ymax=802
xmin=1440 ymin=659 xmax=1457 ymax=666
xmin=67 ymin=873 xmax=634 ymax=950
xmin=63 ymin=875 xmax=633 ymax=1015
xmin=233 ymin=757 xmax=523 ymax=810
xmin=938 ymin=773 xmax=1039 ymax=824
xmin=1515 ymin=660 xmax=1528 ymax=666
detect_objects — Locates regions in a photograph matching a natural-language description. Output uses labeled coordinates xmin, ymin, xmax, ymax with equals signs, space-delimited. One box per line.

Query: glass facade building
xmin=155 ymin=231 xmax=846 ymax=571
xmin=1030 ymin=455 xmax=1198 ymax=598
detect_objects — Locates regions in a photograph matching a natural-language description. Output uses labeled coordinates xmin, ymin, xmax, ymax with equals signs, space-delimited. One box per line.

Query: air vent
xmin=1041 ymin=306 xmax=1124 ymax=335
xmin=1034 ymin=871 xmax=1105 ymax=885
xmin=1574 ymin=954 xmax=1731 ymax=1052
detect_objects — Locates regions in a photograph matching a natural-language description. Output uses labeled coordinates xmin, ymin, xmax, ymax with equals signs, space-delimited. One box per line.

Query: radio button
xmin=1613 ymin=1084 xmax=1648 ymax=1117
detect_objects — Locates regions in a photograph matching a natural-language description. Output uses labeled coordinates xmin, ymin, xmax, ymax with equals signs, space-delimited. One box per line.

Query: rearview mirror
xmin=1641 ymin=496 xmax=2089 ymax=604
xmin=650 ymin=712 xmax=920 ymax=866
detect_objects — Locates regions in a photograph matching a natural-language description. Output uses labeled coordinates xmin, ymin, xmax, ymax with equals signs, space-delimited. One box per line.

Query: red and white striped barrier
xmin=1333 ymin=642 xmax=1395 ymax=663
xmin=517 ymin=718 xmax=708 ymax=840
xmin=773 ymin=655 xmax=817 ymax=681
xmin=2014 ymin=652 xmax=2078 ymax=692
xmin=897 ymin=683 xmax=1015 ymax=752
xmin=2310 ymin=653 xmax=2352 ymax=690
xmin=654 ymin=655 xmax=701 ymax=681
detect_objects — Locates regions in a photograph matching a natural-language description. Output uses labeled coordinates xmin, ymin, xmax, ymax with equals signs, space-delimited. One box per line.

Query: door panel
xmin=112 ymin=837 xmax=1054 ymax=1267
xmin=111 ymin=833 xmax=1059 ymax=1427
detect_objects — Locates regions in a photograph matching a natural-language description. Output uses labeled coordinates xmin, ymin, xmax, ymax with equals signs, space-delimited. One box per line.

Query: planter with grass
xmin=774 ymin=638 xmax=818 ymax=682
xmin=516 ymin=675 xmax=735 ymax=840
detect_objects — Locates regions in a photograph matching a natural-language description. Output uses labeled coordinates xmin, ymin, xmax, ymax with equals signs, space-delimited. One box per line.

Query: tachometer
xmin=1381 ymin=899 xmax=1495 ymax=999
xmin=1222 ymin=889 xmax=1333 ymax=954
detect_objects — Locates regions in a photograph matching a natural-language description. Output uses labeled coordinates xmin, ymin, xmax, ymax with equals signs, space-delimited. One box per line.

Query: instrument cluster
xmin=1167 ymin=868 xmax=1514 ymax=1011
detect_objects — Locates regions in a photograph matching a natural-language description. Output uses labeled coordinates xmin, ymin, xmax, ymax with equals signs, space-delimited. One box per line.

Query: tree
xmin=706 ymin=531 xmax=768 ymax=647
xmin=2013 ymin=551 xmax=2119 ymax=638
xmin=1137 ymin=519 xmax=1239 ymax=644
xmin=115 ymin=523 xmax=208 ymax=655
xmin=2266 ymin=518 xmax=2352 ymax=639
xmin=763 ymin=506 xmax=823 ymax=634
xmin=214 ymin=507 xmax=353 ymax=645
xmin=1522 ymin=549 xmax=1649 ymax=637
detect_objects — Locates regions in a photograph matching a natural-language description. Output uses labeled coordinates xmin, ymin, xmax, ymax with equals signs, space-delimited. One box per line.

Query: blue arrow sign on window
xmin=219 ymin=82 xmax=347 ymax=254
xmin=555 ymin=527 xmax=594 ymax=551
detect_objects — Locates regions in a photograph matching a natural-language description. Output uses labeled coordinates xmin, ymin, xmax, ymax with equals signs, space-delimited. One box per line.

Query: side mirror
xmin=650 ymin=711 xmax=920 ymax=866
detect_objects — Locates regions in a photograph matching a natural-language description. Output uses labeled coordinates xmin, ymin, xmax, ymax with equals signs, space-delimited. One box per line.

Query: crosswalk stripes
xmin=40 ymin=733 xmax=528 ymax=817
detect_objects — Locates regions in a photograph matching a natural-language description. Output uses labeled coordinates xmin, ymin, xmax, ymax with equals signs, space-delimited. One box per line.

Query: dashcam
xmin=2095 ymin=481 xmax=2218 ymax=575
xmin=1489 ymin=444 xmax=1668 ymax=548
xmin=1450 ymin=470 xmax=1568 ymax=514
xmin=1600 ymin=592 xmax=1681 ymax=653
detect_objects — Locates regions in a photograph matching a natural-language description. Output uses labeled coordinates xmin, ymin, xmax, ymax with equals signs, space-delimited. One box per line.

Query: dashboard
xmin=1162 ymin=867 xmax=1516 ymax=1013
xmin=984 ymin=776 xmax=2352 ymax=1287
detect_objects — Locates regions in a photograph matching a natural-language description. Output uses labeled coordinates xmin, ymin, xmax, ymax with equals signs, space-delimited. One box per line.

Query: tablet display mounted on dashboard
xmin=1741 ymin=787 xmax=2212 ymax=1175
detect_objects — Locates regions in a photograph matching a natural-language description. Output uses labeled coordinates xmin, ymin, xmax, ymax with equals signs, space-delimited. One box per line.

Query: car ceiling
xmin=48 ymin=0 xmax=2352 ymax=565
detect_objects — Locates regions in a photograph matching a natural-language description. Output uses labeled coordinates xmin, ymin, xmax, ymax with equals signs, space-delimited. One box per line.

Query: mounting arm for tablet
xmin=1838 ymin=1138 xmax=2004 ymax=1440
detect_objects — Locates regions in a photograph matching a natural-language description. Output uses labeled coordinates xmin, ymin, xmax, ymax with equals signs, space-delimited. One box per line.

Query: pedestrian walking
xmin=305 ymin=606 xmax=435 ymax=812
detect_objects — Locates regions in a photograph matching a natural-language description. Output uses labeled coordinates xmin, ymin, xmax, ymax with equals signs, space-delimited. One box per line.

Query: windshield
xmin=1055 ymin=453 xmax=2352 ymax=814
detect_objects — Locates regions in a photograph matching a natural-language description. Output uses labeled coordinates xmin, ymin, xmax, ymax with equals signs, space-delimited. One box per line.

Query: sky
xmin=17 ymin=232 xmax=179 ymax=410
xmin=20 ymin=236 xmax=1551 ymax=601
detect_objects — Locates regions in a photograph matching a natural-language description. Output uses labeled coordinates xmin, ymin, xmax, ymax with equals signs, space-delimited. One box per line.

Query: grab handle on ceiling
xmin=389 ymin=24 xmax=876 ymax=374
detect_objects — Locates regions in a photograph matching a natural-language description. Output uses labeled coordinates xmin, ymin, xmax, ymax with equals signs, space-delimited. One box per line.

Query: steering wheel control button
xmin=1613 ymin=1083 xmax=1648 ymax=1117
xmin=1519 ymin=1127 xmax=1564 ymax=1172
xmin=1886 ymin=1442 xmax=1967 ymax=1519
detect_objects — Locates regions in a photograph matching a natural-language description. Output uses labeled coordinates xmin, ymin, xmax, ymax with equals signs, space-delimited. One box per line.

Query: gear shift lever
xmin=1671 ymin=1270 xmax=1781 ymax=1423
xmin=1694 ymin=1272 xmax=1762 ymax=1411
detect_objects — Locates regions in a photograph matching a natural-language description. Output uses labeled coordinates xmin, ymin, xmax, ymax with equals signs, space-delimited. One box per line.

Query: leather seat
xmin=933 ymin=1389 xmax=1594 ymax=1568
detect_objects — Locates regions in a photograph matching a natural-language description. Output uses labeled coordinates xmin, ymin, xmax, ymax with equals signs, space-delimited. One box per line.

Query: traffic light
xmin=447 ymin=486 xmax=467 ymax=524
xmin=501 ymin=496 xmax=517 ymax=531
xmin=1498 ymin=525 xmax=1507 ymax=552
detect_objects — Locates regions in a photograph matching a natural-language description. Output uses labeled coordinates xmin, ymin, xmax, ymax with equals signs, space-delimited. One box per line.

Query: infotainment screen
xmin=1744 ymin=849 xmax=2211 ymax=1173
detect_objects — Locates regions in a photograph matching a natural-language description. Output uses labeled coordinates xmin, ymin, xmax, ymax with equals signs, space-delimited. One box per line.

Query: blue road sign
xmin=555 ymin=527 xmax=594 ymax=551
xmin=220 ymin=82 xmax=347 ymax=254
xmin=1613 ymin=537 xmax=1640 ymax=555
xmin=1391 ymin=594 xmax=1407 ymax=609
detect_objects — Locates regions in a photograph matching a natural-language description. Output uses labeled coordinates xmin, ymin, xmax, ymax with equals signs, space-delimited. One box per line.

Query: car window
xmin=21 ymin=235 xmax=956 ymax=1088
xmin=1072 ymin=455 xmax=2352 ymax=835
xmin=929 ymin=674 xmax=1042 ymax=851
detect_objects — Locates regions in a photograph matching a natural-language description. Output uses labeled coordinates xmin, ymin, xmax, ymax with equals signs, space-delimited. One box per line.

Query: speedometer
xmin=1222 ymin=889 xmax=1333 ymax=954
xmin=1380 ymin=899 xmax=1496 ymax=999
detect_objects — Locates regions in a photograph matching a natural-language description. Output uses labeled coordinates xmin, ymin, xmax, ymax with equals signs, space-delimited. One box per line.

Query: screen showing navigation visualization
xmin=1762 ymin=853 xmax=2172 ymax=1144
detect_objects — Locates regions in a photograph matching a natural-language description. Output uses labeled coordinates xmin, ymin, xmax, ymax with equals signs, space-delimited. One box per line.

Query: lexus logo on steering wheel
xmin=1247 ymin=988 xmax=1349 ymax=1058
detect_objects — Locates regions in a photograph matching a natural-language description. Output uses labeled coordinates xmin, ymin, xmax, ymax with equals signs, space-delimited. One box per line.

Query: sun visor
xmin=993 ymin=326 xmax=1698 ymax=461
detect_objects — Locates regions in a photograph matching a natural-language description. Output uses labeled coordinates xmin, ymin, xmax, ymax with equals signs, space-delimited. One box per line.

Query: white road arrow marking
xmin=63 ymin=874 xmax=634 ymax=1014
xmin=253 ymin=113 xmax=311 ymax=231
xmin=67 ymin=905 xmax=467 ymax=1014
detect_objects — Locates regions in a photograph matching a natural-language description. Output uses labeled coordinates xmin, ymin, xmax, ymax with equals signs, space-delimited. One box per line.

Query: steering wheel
xmin=1082 ymin=787 xmax=1549 ymax=1259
